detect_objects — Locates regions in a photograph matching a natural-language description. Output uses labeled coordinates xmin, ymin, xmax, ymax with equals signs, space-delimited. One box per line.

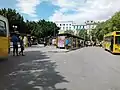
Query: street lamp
xmin=13 ymin=25 xmax=18 ymax=32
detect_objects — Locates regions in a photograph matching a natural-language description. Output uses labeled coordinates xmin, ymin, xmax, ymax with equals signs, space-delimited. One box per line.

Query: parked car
xmin=87 ymin=41 xmax=92 ymax=46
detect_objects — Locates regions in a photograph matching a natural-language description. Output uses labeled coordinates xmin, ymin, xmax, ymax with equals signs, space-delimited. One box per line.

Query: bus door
xmin=115 ymin=36 xmax=120 ymax=52
xmin=110 ymin=36 xmax=114 ymax=51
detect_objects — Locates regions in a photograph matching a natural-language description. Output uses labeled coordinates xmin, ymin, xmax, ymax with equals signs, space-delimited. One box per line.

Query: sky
xmin=0 ymin=0 xmax=120 ymax=24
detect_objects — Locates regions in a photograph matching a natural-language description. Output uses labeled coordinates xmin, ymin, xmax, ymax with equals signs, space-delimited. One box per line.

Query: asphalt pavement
xmin=0 ymin=46 xmax=120 ymax=90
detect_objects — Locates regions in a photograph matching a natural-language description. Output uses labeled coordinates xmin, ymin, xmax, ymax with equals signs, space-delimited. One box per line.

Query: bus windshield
xmin=115 ymin=36 xmax=120 ymax=44
xmin=0 ymin=20 xmax=6 ymax=37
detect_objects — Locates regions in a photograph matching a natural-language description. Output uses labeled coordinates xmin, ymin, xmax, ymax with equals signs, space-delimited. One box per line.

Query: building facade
xmin=55 ymin=21 xmax=97 ymax=36
xmin=72 ymin=24 xmax=86 ymax=35
xmin=55 ymin=21 xmax=73 ymax=31
xmin=73 ymin=24 xmax=86 ymax=30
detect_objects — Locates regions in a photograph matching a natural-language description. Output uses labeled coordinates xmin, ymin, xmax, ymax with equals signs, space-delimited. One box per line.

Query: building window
xmin=92 ymin=25 xmax=95 ymax=29
xmin=63 ymin=27 xmax=65 ymax=30
xmin=69 ymin=27 xmax=71 ymax=30
xmin=66 ymin=27 xmax=68 ymax=30
xmin=63 ymin=24 xmax=65 ymax=26
xmin=77 ymin=26 xmax=79 ymax=29
xmin=74 ymin=26 xmax=76 ymax=29
xmin=83 ymin=26 xmax=85 ymax=29
xmin=0 ymin=20 xmax=6 ymax=37
xmin=66 ymin=24 xmax=68 ymax=26
xmin=60 ymin=24 xmax=62 ymax=26
xmin=69 ymin=24 xmax=71 ymax=26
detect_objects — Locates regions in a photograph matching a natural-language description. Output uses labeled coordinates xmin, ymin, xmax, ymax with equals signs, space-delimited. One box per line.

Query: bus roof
xmin=104 ymin=31 xmax=120 ymax=37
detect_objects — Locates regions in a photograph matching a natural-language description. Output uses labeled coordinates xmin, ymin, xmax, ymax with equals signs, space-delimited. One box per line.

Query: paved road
xmin=0 ymin=46 xmax=120 ymax=90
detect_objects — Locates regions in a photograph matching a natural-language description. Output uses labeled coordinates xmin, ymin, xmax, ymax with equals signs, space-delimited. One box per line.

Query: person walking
xmin=11 ymin=33 xmax=19 ymax=56
xmin=44 ymin=40 xmax=47 ymax=47
xmin=65 ymin=38 xmax=69 ymax=49
xmin=19 ymin=36 xmax=25 ymax=56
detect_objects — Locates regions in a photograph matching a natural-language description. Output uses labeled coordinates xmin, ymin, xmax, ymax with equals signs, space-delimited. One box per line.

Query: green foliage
xmin=0 ymin=8 xmax=25 ymax=33
xmin=79 ymin=29 xmax=89 ymax=40
xmin=0 ymin=8 xmax=60 ymax=38
xmin=91 ymin=11 xmax=120 ymax=41
xmin=26 ymin=20 xmax=60 ymax=38
xmin=64 ymin=30 xmax=74 ymax=35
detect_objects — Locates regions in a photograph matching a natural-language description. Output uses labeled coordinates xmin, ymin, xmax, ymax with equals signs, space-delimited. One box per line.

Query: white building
xmin=85 ymin=24 xmax=97 ymax=35
xmin=73 ymin=24 xmax=86 ymax=30
xmin=72 ymin=23 xmax=86 ymax=35
xmin=55 ymin=21 xmax=97 ymax=36
xmin=55 ymin=21 xmax=74 ymax=33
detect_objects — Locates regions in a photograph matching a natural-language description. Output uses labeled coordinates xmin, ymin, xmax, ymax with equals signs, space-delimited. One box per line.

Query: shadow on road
xmin=0 ymin=51 xmax=69 ymax=90
xmin=105 ymin=49 xmax=120 ymax=55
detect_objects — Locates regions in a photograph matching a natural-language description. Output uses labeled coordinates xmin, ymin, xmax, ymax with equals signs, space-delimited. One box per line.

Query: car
xmin=87 ymin=41 xmax=92 ymax=46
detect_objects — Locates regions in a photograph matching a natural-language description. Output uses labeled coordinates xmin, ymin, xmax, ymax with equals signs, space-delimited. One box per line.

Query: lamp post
xmin=13 ymin=25 xmax=18 ymax=32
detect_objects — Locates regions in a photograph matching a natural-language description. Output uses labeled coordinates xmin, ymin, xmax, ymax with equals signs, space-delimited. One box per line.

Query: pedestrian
xmin=65 ymin=38 xmax=69 ymax=49
xmin=11 ymin=33 xmax=19 ymax=56
xmin=44 ymin=41 xmax=46 ymax=47
xmin=19 ymin=36 xmax=25 ymax=56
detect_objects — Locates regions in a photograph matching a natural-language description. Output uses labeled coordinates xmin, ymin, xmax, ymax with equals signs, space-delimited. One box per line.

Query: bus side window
xmin=0 ymin=20 xmax=6 ymax=37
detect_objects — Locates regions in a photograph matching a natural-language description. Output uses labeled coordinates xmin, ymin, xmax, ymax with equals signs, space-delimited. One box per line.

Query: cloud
xmin=15 ymin=0 xmax=120 ymax=23
xmin=49 ymin=0 xmax=120 ymax=24
xmin=16 ymin=0 xmax=42 ymax=17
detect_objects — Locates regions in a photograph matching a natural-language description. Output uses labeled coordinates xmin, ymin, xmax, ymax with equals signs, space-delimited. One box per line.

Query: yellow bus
xmin=0 ymin=15 xmax=10 ymax=59
xmin=103 ymin=31 xmax=120 ymax=54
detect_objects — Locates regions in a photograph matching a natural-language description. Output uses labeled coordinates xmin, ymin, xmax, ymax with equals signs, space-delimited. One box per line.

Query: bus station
xmin=56 ymin=33 xmax=84 ymax=50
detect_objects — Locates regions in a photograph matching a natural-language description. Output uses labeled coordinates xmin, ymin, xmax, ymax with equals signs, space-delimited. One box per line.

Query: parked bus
xmin=103 ymin=31 xmax=120 ymax=54
xmin=0 ymin=15 xmax=10 ymax=59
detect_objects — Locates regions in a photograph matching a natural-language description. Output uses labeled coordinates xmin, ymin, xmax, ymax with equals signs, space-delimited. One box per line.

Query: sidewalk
xmin=10 ymin=45 xmax=70 ymax=53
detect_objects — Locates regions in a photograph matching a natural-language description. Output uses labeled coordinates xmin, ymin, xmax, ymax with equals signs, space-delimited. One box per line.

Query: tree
xmin=92 ymin=11 xmax=120 ymax=41
xmin=79 ymin=29 xmax=89 ymax=40
xmin=25 ymin=20 xmax=60 ymax=38
xmin=36 ymin=20 xmax=59 ymax=38
xmin=0 ymin=8 xmax=26 ymax=33
xmin=64 ymin=30 xmax=74 ymax=35
xmin=0 ymin=8 xmax=60 ymax=37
